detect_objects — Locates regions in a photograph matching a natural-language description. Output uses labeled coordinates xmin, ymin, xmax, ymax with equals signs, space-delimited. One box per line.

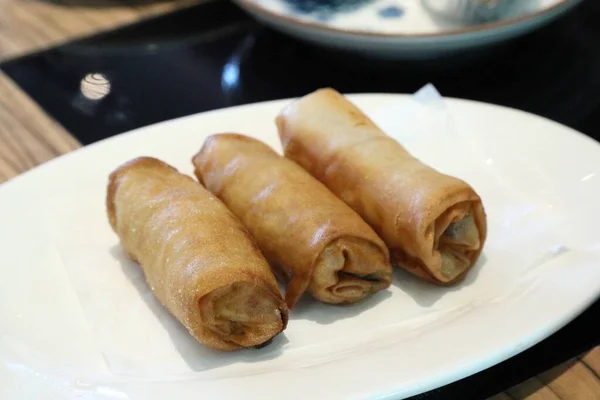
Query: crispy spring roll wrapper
xmin=106 ymin=157 xmax=288 ymax=351
xmin=276 ymin=88 xmax=487 ymax=285
xmin=193 ymin=134 xmax=392 ymax=309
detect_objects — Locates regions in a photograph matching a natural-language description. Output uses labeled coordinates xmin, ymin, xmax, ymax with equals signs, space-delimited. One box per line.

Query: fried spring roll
xmin=276 ymin=88 xmax=487 ymax=284
xmin=106 ymin=157 xmax=288 ymax=351
xmin=193 ymin=134 xmax=392 ymax=309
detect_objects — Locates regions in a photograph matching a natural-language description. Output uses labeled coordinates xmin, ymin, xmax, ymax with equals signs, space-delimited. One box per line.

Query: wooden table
xmin=0 ymin=0 xmax=598 ymax=398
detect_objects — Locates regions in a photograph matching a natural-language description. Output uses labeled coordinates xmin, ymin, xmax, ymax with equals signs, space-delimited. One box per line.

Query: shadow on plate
xmin=392 ymin=253 xmax=487 ymax=307
xmin=109 ymin=245 xmax=288 ymax=373
xmin=286 ymin=252 xmax=486 ymax=323
xmin=289 ymin=287 xmax=392 ymax=324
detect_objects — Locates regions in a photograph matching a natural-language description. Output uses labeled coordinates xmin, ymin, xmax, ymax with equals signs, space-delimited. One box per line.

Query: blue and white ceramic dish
xmin=232 ymin=0 xmax=584 ymax=58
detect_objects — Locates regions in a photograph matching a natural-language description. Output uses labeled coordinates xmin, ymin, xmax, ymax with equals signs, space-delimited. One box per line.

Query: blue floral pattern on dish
xmin=278 ymin=0 xmax=406 ymax=23
xmin=282 ymin=0 xmax=375 ymax=18
xmin=378 ymin=5 xmax=404 ymax=19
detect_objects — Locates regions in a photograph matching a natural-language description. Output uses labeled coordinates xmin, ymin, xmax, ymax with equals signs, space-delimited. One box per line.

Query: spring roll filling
xmin=310 ymin=238 xmax=391 ymax=303
xmin=437 ymin=213 xmax=481 ymax=280
xmin=201 ymin=282 xmax=285 ymax=347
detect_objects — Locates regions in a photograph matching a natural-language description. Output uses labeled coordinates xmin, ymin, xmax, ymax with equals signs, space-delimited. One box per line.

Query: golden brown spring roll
xmin=276 ymin=88 xmax=487 ymax=285
xmin=193 ymin=134 xmax=392 ymax=309
xmin=107 ymin=157 xmax=288 ymax=351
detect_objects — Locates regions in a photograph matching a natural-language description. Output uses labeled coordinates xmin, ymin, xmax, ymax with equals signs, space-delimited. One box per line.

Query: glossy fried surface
xmin=277 ymin=88 xmax=487 ymax=284
xmin=193 ymin=134 xmax=392 ymax=308
xmin=107 ymin=157 xmax=288 ymax=350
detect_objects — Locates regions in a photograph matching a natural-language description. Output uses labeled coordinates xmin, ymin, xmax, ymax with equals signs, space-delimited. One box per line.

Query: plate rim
xmin=233 ymin=0 xmax=581 ymax=39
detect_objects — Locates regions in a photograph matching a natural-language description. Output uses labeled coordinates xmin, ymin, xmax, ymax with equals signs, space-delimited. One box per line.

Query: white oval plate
xmin=233 ymin=0 xmax=583 ymax=58
xmin=1 ymin=94 xmax=600 ymax=400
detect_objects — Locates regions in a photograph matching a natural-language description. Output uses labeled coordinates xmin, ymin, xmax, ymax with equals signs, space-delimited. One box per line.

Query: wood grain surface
xmin=0 ymin=72 xmax=79 ymax=183
xmin=0 ymin=0 xmax=199 ymax=61
xmin=0 ymin=0 xmax=598 ymax=398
